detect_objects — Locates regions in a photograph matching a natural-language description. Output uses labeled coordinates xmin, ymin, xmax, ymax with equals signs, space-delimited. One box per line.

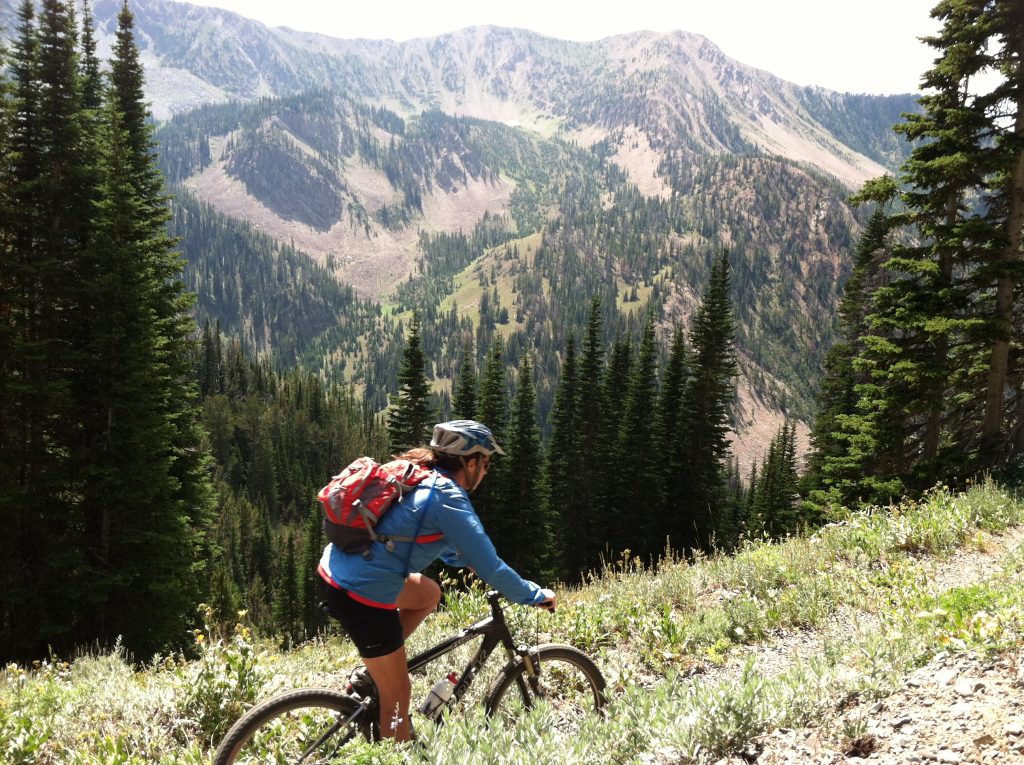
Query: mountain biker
xmin=317 ymin=419 xmax=556 ymax=742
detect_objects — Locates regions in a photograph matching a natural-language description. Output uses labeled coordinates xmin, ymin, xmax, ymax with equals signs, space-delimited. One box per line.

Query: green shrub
xmin=177 ymin=605 xmax=267 ymax=744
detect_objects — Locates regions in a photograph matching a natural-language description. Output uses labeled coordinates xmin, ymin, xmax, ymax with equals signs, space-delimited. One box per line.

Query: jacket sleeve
xmin=435 ymin=488 xmax=545 ymax=606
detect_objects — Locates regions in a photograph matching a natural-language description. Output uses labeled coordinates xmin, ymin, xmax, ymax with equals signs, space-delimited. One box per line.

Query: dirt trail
xmin=692 ymin=526 xmax=1024 ymax=764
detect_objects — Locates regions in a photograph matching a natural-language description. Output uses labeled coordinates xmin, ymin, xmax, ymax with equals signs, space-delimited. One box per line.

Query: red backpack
xmin=317 ymin=457 xmax=440 ymax=554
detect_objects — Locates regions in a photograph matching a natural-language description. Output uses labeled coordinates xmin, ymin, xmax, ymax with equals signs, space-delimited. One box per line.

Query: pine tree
xmin=679 ymin=253 xmax=738 ymax=551
xmin=78 ymin=1 xmax=102 ymax=113
xmin=273 ymin=530 xmax=301 ymax=648
xmin=452 ymin=339 xmax=477 ymax=419
xmin=387 ymin=313 xmax=433 ymax=452
xmin=805 ymin=209 xmax=893 ymax=507
xmin=0 ymin=15 xmax=21 ymax=661
xmin=1 ymin=0 xmax=94 ymax=659
xmin=300 ymin=502 xmax=327 ymax=638
xmin=473 ymin=336 xmax=509 ymax=542
xmin=613 ymin=313 xmax=661 ymax=559
xmin=67 ymin=2 xmax=213 ymax=658
xmin=597 ymin=335 xmax=632 ymax=554
xmin=543 ymin=337 xmax=580 ymax=580
xmin=838 ymin=0 xmax=1024 ymax=491
xmin=502 ymin=354 xmax=549 ymax=578
xmin=976 ymin=2 xmax=1024 ymax=461
xmin=750 ymin=424 xmax=800 ymax=538
xmin=655 ymin=326 xmax=690 ymax=548
xmin=574 ymin=297 xmax=609 ymax=563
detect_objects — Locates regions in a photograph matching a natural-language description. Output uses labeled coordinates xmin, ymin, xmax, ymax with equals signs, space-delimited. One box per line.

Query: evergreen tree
xmin=750 ymin=424 xmax=800 ymax=538
xmin=1 ymin=0 xmax=94 ymax=659
xmin=273 ymin=530 xmax=301 ymax=648
xmin=0 ymin=13 xmax=23 ymax=661
xmin=502 ymin=354 xmax=549 ymax=578
xmin=804 ymin=209 xmax=893 ymax=506
xmin=78 ymin=2 xmax=102 ymax=112
xmin=836 ymin=0 xmax=1024 ymax=493
xmin=975 ymin=1 xmax=1024 ymax=461
xmin=612 ymin=314 xmax=661 ymax=559
xmin=679 ymin=253 xmax=738 ymax=551
xmin=452 ymin=339 xmax=477 ymax=419
xmin=70 ymin=2 xmax=214 ymax=658
xmin=473 ymin=336 xmax=509 ymax=542
xmin=387 ymin=313 xmax=433 ymax=451
xmin=655 ymin=326 xmax=690 ymax=547
xmin=574 ymin=297 xmax=609 ymax=562
xmin=0 ymin=1 xmax=215 ymax=659
xmin=300 ymin=502 xmax=327 ymax=638
xmin=543 ymin=337 xmax=580 ymax=580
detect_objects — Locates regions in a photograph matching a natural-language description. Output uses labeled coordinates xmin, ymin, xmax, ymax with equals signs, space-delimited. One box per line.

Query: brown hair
xmin=393 ymin=447 xmax=464 ymax=473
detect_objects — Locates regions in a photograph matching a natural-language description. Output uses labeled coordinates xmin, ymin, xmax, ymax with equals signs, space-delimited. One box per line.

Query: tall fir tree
xmin=804 ymin=209 xmax=894 ymax=507
xmin=574 ymin=297 xmax=609 ymax=564
xmin=1 ymin=0 xmax=94 ymax=659
xmin=473 ymin=336 xmax=510 ymax=543
xmin=300 ymin=502 xmax=327 ymax=638
xmin=679 ymin=253 xmax=739 ymax=551
xmin=749 ymin=424 xmax=800 ymax=538
xmin=543 ymin=337 xmax=580 ymax=580
xmin=452 ymin=338 xmax=477 ymax=419
xmin=0 ymin=1 xmax=216 ymax=659
xmin=612 ymin=313 xmax=661 ymax=559
xmin=273 ymin=530 xmax=301 ymax=648
xmin=976 ymin=1 xmax=1024 ymax=461
xmin=62 ymin=2 xmax=213 ymax=657
xmin=387 ymin=312 xmax=433 ymax=452
xmin=837 ymin=0 xmax=1024 ymax=495
xmin=655 ymin=326 xmax=690 ymax=548
xmin=502 ymin=354 xmax=549 ymax=578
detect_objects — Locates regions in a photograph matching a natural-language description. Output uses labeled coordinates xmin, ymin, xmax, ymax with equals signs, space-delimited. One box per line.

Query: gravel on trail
xmin=700 ymin=526 xmax=1024 ymax=765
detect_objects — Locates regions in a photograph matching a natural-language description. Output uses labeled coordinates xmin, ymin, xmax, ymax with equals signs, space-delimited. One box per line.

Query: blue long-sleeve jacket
xmin=318 ymin=469 xmax=545 ymax=608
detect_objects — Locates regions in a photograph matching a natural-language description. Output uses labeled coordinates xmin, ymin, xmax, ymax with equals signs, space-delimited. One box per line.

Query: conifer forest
xmin=0 ymin=0 xmax=1022 ymax=663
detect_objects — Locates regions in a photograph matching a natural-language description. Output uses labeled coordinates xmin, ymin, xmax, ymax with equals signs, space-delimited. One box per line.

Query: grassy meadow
xmin=3 ymin=482 xmax=1023 ymax=764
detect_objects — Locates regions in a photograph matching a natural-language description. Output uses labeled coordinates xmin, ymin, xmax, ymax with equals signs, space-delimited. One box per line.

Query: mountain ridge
xmin=0 ymin=0 xmax=915 ymax=185
xmin=0 ymin=0 xmax=924 ymax=465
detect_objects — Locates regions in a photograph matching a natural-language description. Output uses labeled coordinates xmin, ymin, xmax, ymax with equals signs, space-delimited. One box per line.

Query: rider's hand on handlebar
xmin=536 ymin=588 xmax=556 ymax=612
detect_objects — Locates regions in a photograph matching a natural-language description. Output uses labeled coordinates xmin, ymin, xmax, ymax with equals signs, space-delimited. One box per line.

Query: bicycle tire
xmin=212 ymin=687 xmax=373 ymax=765
xmin=484 ymin=644 xmax=607 ymax=731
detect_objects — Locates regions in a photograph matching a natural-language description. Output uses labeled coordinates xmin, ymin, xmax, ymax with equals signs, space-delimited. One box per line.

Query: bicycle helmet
xmin=430 ymin=420 xmax=505 ymax=456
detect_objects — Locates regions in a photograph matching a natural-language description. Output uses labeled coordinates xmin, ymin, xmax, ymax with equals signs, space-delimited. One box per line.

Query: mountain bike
xmin=212 ymin=591 xmax=607 ymax=764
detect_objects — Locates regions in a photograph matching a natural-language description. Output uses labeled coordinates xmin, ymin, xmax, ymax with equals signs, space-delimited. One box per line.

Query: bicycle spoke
xmin=213 ymin=690 xmax=371 ymax=765
xmin=485 ymin=646 xmax=606 ymax=734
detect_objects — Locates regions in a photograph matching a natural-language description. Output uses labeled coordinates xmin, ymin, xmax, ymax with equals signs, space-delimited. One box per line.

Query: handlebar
xmin=485 ymin=590 xmax=556 ymax=612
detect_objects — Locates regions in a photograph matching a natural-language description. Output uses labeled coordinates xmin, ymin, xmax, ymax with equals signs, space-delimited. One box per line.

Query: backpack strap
xmin=392 ymin=471 xmax=441 ymax=575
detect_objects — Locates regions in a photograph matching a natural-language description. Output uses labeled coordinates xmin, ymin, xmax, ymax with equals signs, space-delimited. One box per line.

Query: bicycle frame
xmin=405 ymin=591 xmax=534 ymax=709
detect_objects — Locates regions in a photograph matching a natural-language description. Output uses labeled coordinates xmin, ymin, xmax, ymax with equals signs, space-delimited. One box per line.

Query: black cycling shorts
xmin=321 ymin=581 xmax=404 ymax=659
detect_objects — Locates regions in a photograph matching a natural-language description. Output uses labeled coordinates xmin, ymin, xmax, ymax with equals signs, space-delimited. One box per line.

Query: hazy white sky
xmin=175 ymin=0 xmax=941 ymax=94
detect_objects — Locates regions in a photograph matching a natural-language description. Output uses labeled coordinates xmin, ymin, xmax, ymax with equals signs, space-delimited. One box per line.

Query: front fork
xmin=514 ymin=645 xmax=543 ymax=704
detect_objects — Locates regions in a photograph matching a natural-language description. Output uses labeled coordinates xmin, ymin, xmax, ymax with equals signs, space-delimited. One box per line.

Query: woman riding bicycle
xmin=317 ymin=419 xmax=556 ymax=742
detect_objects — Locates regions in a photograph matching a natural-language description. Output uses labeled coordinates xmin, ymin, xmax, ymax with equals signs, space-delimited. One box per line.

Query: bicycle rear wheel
xmin=484 ymin=644 xmax=606 ymax=731
xmin=212 ymin=687 xmax=373 ymax=765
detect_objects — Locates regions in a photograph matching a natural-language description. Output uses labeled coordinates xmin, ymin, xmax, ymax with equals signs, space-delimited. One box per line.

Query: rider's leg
xmin=395 ymin=573 xmax=441 ymax=638
xmin=359 ymin=576 xmax=440 ymax=741
xmin=363 ymin=646 xmax=413 ymax=742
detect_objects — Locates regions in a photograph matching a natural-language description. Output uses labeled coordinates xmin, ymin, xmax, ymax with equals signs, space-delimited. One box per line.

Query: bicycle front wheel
xmin=484 ymin=644 xmax=606 ymax=731
xmin=212 ymin=687 xmax=373 ymax=765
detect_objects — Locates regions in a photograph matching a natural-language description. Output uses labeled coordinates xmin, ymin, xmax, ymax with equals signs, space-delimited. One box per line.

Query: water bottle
xmin=418 ymin=672 xmax=458 ymax=719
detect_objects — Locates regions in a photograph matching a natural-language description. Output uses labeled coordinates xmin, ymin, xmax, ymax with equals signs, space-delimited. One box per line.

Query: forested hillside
xmin=0 ymin=0 xmax=927 ymax=448
xmin=2 ymin=0 xmax=1021 ymax=704
xmin=154 ymin=88 xmax=871 ymax=432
